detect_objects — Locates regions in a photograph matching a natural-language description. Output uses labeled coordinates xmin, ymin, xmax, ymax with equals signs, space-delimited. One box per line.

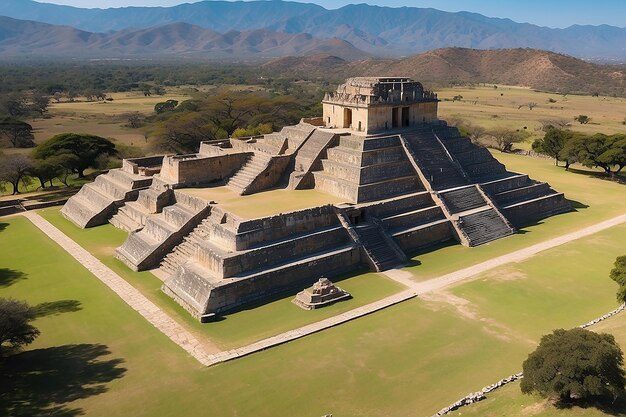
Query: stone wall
xmin=165 ymin=243 xmax=361 ymax=317
xmin=503 ymin=193 xmax=570 ymax=227
xmin=159 ymin=152 xmax=250 ymax=186
xmin=233 ymin=205 xmax=340 ymax=250
xmin=392 ymin=220 xmax=454 ymax=253
xmin=197 ymin=226 xmax=351 ymax=278
xmin=122 ymin=156 xmax=164 ymax=175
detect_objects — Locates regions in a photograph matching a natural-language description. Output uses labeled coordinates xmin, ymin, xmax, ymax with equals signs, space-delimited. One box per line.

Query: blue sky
xmin=37 ymin=0 xmax=626 ymax=29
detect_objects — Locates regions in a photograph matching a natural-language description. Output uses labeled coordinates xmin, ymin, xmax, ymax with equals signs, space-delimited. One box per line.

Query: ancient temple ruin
xmin=293 ymin=278 xmax=351 ymax=310
xmin=62 ymin=77 xmax=571 ymax=321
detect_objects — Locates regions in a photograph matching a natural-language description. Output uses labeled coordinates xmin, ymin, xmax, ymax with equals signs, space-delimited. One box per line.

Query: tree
xmin=30 ymin=158 xmax=63 ymax=189
xmin=560 ymin=134 xmax=626 ymax=176
xmin=154 ymin=99 xmax=178 ymax=114
xmin=575 ymin=115 xmax=591 ymax=124
xmin=0 ymin=298 xmax=40 ymax=355
xmin=33 ymin=133 xmax=116 ymax=178
xmin=0 ymin=154 xmax=33 ymax=194
xmin=487 ymin=128 xmax=527 ymax=152
xmin=0 ymin=92 xmax=28 ymax=117
xmin=30 ymin=91 xmax=50 ymax=116
xmin=521 ymin=328 xmax=625 ymax=404
xmin=126 ymin=112 xmax=142 ymax=128
xmin=610 ymin=256 xmax=626 ymax=302
xmin=153 ymin=112 xmax=225 ymax=153
xmin=532 ymin=128 xmax=572 ymax=165
xmin=0 ymin=118 xmax=35 ymax=148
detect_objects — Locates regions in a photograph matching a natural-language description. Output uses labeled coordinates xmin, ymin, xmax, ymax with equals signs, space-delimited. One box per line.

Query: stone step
xmin=440 ymin=185 xmax=487 ymax=214
xmin=109 ymin=210 xmax=143 ymax=232
xmin=458 ymin=208 xmax=514 ymax=246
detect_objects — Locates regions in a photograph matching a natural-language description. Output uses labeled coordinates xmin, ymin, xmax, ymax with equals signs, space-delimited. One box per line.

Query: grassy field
xmin=404 ymin=151 xmax=626 ymax=281
xmin=459 ymin=289 xmax=626 ymax=417
xmin=25 ymin=90 xmax=191 ymax=151
xmin=438 ymin=85 xmax=626 ymax=150
xmin=38 ymin=207 xmax=404 ymax=349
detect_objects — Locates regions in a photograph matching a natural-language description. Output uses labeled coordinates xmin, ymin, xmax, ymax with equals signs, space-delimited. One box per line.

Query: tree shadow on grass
xmin=0 ymin=222 xmax=8 ymax=233
xmin=33 ymin=300 xmax=82 ymax=318
xmin=0 ymin=268 xmax=26 ymax=288
xmin=0 ymin=344 xmax=126 ymax=416
xmin=567 ymin=167 xmax=626 ymax=185
xmin=554 ymin=395 xmax=626 ymax=416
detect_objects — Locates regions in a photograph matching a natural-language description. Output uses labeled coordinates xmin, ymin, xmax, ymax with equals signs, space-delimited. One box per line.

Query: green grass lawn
xmin=38 ymin=207 xmax=404 ymax=349
xmin=460 ymin=298 xmax=626 ymax=417
xmin=449 ymin=224 xmax=625 ymax=343
xmin=405 ymin=152 xmax=626 ymax=281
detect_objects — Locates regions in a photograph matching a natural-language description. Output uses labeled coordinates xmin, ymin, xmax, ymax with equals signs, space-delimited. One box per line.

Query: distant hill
xmin=263 ymin=48 xmax=626 ymax=96
xmin=2 ymin=0 xmax=626 ymax=59
xmin=0 ymin=16 xmax=368 ymax=60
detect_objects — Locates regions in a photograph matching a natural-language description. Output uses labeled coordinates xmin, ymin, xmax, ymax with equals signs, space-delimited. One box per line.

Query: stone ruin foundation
xmin=293 ymin=278 xmax=351 ymax=310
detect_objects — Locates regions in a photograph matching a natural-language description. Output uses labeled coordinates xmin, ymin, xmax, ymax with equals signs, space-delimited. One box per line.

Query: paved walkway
xmin=203 ymin=290 xmax=416 ymax=366
xmin=24 ymin=212 xmax=218 ymax=365
xmin=389 ymin=214 xmax=626 ymax=294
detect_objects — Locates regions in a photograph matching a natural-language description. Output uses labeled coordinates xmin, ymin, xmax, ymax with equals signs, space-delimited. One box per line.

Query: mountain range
xmin=2 ymin=0 xmax=626 ymax=60
xmin=263 ymin=48 xmax=626 ymax=96
xmin=0 ymin=16 xmax=367 ymax=59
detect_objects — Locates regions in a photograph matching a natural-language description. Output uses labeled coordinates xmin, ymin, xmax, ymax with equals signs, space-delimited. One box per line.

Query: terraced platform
xmin=61 ymin=78 xmax=571 ymax=319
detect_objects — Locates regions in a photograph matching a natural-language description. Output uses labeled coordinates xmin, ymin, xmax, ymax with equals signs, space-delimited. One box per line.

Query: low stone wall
xmin=359 ymin=192 xmax=434 ymax=218
xmin=481 ymin=174 xmax=530 ymax=195
xmin=0 ymin=204 xmax=24 ymax=216
xmin=234 ymin=205 xmax=340 ymax=250
xmin=503 ymin=193 xmax=571 ymax=227
xmin=198 ymin=226 xmax=350 ymax=278
xmin=204 ymin=245 xmax=361 ymax=314
xmin=358 ymin=176 xmax=420 ymax=203
xmin=160 ymin=153 xmax=250 ymax=185
xmin=393 ymin=220 xmax=454 ymax=253
xmin=494 ymin=183 xmax=551 ymax=206
xmin=123 ymin=156 xmax=164 ymax=175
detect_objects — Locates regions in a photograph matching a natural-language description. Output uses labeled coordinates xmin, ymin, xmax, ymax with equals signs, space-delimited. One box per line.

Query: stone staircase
xmin=115 ymin=192 xmax=210 ymax=271
xmin=353 ymin=222 xmax=406 ymax=271
xmin=289 ymin=130 xmax=338 ymax=189
xmin=438 ymin=184 xmax=514 ymax=246
xmin=227 ymin=152 xmax=273 ymax=194
xmin=158 ymin=217 xmax=212 ymax=276
xmin=481 ymin=174 xmax=571 ymax=226
xmin=61 ymin=168 xmax=152 ymax=228
xmin=458 ymin=208 xmax=515 ymax=246
xmin=401 ymin=130 xmax=468 ymax=191
xmin=433 ymin=126 xmax=508 ymax=183
xmin=439 ymin=185 xmax=487 ymax=214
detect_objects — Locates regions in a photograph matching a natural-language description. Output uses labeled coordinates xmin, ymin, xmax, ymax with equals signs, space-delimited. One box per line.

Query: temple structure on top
xmin=61 ymin=77 xmax=572 ymax=321
xmin=322 ymin=77 xmax=438 ymax=134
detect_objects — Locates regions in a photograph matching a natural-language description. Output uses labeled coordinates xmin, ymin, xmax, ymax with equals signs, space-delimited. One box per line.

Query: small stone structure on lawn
xmin=293 ymin=278 xmax=351 ymax=310
xmin=61 ymin=77 xmax=572 ymax=321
